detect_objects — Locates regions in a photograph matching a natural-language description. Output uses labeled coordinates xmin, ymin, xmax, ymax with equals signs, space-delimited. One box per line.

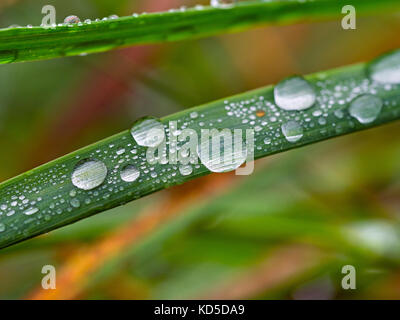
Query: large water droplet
xmin=369 ymin=50 xmax=400 ymax=84
xmin=281 ymin=121 xmax=303 ymax=143
xmin=274 ymin=76 xmax=316 ymax=111
xmin=197 ymin=131 xmax=247 ymax=173
xmin=71 ymin=159 xmax=108 ymax=190
xmin=130 ymin=118 xmax=165 ymax=148
xmin=120 ymin=164 xmax=140 ymax=182
xmin=349 ymin=94 xmax=382 ymax=124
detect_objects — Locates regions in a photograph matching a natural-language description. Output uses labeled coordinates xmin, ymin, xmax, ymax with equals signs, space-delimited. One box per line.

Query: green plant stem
xmin=1 ymin=52 xmax=400 ymax=249
xmin=0 ymin=0 xmax=399 ymax=64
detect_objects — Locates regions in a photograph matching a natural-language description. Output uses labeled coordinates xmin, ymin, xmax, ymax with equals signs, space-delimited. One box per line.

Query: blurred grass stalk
xmin=1 ymin=0 xmax=400 ymax=64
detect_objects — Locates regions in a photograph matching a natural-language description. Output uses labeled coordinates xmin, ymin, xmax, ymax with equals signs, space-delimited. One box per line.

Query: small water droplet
xmin=211 ymin=0 xmax=236 ymax=8
xmin=369 ymin=50 xmax=400 ymax=84
xmin=70 ymin=199 xmax=80 ymax=208
xmin=64 ymin=15 xmax=81 ymax=24
xmin=130 ymin=118 xmax=165 ymax=148
xmin=71 ymin=159 xmax=108 ymax=190
xmin=274 ymin=76 xmax=316 ymax=111
xmin=116 ymin=148 xmax=125 ymax=155
xmin=334 ymin=109 xmax=344 ymax=119
xmin=179 ymin=165 xmax=193 ymax=176
xmin=24 ymin=207 xmax=39 ymax=216
xmin=6 ymin=210 xmax=15 ymax=217
xmin=281 ymin=121 xmax=304 ymax=143
xmin=349 ymin=94 xmax=383 ymax=124
xmin=190 ymin=112 xmax=198 ymax=119
xmin=120 ymin=164 xmax=140 ymax=182
xmin=0 ymin=223 xmax=5 ymax=232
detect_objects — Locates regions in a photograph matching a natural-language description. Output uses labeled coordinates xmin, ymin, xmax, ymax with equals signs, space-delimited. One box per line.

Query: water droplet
xmin=211 ymin=0 xmax=236 ymax=8
xmin=116 ymin=148 xmax=125 ymax=155
xmin=120 ymin=164 xmax=140 ymax=182
xmin=0 ymin=223 xmax=5 ymax=232
xmin=197 ymin=131 xmax=247 ymax=173
xmin=318 ymin=117 xmax=327 ymax=125
xmin=179 ymin=165 xmax=193 ymax=176
xmin=71 ymin=159 xmax=108 ymax=190
xmin=274 ymin=76 xmax=316 ymax=111
xmin=264 ymin=137 xmax=271 ymax=145
xmin=130 ymin=118 xmax=165 ymax=148
xmin=24 ymin=207 xmax=39 ymax=216
xmin=64 ymin=15 xmax=81 ymax=24
xmin=334 ymin=109 xmax=344 ymax=119
xmin=6 ymin=210 xmax=15 ymax=217
xmin=349 ymin=94 xmax=382 ymax=124
xmin=70 ymin=199 xmax=80 ymax=208
xmin=190 ymin=112 xmax=198 ymax=119
xmin=281 ymin=121 xmax=303 ymax=143
xmin=369 ymin=50 xmax=400 ymax=84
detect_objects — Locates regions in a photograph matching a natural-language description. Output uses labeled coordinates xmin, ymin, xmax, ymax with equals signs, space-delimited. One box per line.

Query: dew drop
xmin=369 ymin=50 xmax=400 ymax=84
xmin=64 ymin=15 xmax=81 ymax=24
xmin=334 ymin=109 xmax=344 ymax=119
xmin=120 ymin=164 xmax=140 ymax=182
xmin=281 ymin=121 xmax=304 ymax=143
xmin=130 ymin=118 xmax=165 ymax=148
xmin=197 ymin=132 xmax=247 ymax=173
xmin=190 ymin=112 xmax=198 ymax=119
xmin=24 ymin=207 xmax=39 ymax=216
xmin=349 ymin=94 xmax=383 ymax=124
xmin=274 ymin=76 xmax=316 ymax=111
xmin=71 ymin=159 xmax=108 ymax=190
xmin=70 ymin=199 xmax=80 ymax=208
xmin=211 ymin=0 xmax=236 ymax=8
xmin=179 ymin=165 xmax=193 ymax=176
xmin=6 ymin=210 xmax=15 ymax=217
xmin=0 ymin=223 xmax=5 ymax=232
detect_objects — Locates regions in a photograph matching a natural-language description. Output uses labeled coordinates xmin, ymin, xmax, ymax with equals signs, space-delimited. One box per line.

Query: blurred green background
xmin=1 ymin=0 xmax=400 ymax=299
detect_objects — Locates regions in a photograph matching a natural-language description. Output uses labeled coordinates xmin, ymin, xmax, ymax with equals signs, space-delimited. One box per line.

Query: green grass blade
xmin=1 ymin=0 xmax=400 ymax=64
xmin=1 ymin=49 xmax=400 ymax=249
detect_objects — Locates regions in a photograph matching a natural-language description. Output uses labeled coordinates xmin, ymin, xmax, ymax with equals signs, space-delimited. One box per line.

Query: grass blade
xmin=1 ymin=49 xmax=400 ymax=249
xmin=1 ymin=0 xmax=400 ymax=64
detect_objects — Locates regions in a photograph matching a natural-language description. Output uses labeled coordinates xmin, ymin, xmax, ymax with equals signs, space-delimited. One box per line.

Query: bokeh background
xmin=1 ymin=0 xmax=400 ymax=299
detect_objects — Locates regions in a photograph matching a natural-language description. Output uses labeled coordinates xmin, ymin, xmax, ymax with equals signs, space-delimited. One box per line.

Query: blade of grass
xmin=1 ymin=50 xmax=400 ymax=249
xmin=1 ymin=0 xmax=400 ymax=64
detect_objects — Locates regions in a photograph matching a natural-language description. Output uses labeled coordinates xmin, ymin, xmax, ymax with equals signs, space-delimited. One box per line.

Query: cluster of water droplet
xmin=3 ymin=0 xmax=225 ymax=30
xmin=1 ymin=49 xmax=399 ymax=246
